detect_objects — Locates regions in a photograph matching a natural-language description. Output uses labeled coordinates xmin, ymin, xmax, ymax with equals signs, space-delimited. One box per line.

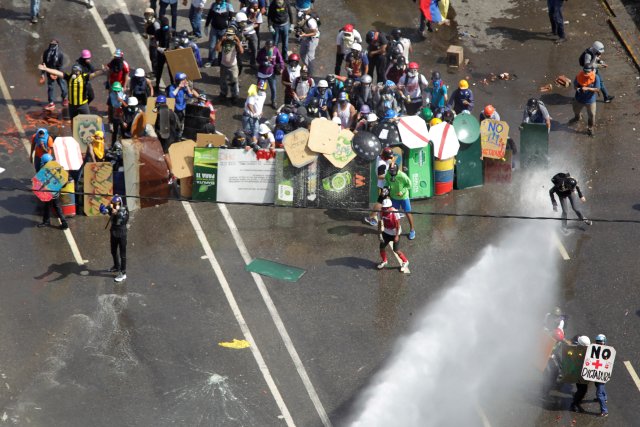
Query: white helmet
xmin=127 ymin=96 xmax=139 ymax=107
xmin=351 ymin=42 xmax=362 ymax=52
xmin=331 ymin=116 xmax=342 ymax=125
xmin=134 ymin=68 xmax=145 ymax=77
xmin=235 ymin=11 xmax=247 ymax=23
xmin=258 ymin=123 xmax=270 ymax=135
xmin=577 ymin=336 xmax=591 ymax=346
xmin=318 ymin=80 xmax=328 ymax=88
xmin=366 ymin=113 xmax=378 ymax=122
xmin=592 ymin=41 xmax=604 ymax=54
xmin=382 ymin=198 xmax=393 ymax=208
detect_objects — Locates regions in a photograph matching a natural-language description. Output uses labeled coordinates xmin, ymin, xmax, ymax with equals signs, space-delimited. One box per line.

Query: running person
xmin=377 ymin=197 xmax=410 ymax=272
xmin=549 ymin=172 xmax=592 ymax=234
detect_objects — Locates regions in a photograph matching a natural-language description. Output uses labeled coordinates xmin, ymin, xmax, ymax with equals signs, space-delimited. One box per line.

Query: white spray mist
xmin=349 ymin=223 xmax=559 ymax=427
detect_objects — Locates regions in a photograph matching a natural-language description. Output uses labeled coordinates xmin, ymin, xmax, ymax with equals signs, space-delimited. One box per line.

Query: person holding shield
xmin=36 ymin=153 xmax=69 ymax=230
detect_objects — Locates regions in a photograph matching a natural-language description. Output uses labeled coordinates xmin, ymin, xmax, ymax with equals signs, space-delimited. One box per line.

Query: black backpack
xmin=303 ymin=11 xmax=321 ymax=27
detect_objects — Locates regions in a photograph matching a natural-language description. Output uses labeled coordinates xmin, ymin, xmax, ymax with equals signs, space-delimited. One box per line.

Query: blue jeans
xmin=264 ymin=74 xmax=277 ymax=105
xmin=189 ymin=5 xmax=203 ymax=37
xmin=207 ymin=28 xmax=226 ymax=63
xmin=159 ymin=1 xmax=178 ymax=30
xmin=242 ymin=114 xmax=259 ymax=138
xmin=31 ymin=0 xmax=40 ymax=18
xmin=595 ymin=383 xmax=608 ymax=414
xmin=47 ymin=74 xmax=68 ymax=103
xmin=548 ymin=0 xmax=565 ymax=38
xmin=273 ymin=23 xmax=290 ymax=56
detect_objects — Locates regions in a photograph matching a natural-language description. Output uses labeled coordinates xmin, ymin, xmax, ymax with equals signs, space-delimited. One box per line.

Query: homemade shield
xmin=323 ymin=129 xmax=356 ymax=169
xmin=480 ymin=119 xmax=509 ymax=159
xmin=351 ymin=131 xmax=382 ymax=161
xmin=308 ymin=118 xmax=340 ymax=154
xmin=452 ymin=114 xmax=480 ymax=144
xmin=455 ymin=138 xmax=483 ymax=189
xmin=372 ymin=120 xmax=401 ymax=148
xmin=428 ymin=122 xmax=460 ymax=159
xmin=73 ymin=114 xmax=103 ymax=152
xmin=32 ymin=161 xmax=68 ymax=202
xmin=520 ymin=123 xmax=549 ymax=169
xmin=164 ymin=47 xmax=202 ymax=81
xmin=53 ymin=136 xmax=83 ymax=171
xmin=283 ymin=128 xmax=317 ymax=168
xmin=83 ymin=162 xmax=113 ymax=216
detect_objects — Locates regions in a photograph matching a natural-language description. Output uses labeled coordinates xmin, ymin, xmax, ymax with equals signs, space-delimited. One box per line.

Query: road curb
xmin=600 ymin=0 xmax=640 ymax=73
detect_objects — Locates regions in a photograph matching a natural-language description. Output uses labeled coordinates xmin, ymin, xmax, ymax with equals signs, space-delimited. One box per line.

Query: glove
xmin=378 ymin=233 xmax=384 ymax=242
xmin=552 ymin=205 xmax=558 ymax=212
xmin=269 ymin=26 xmax=275 ymax=34
xmin=99 ymin=203 xmax=109 ymax=215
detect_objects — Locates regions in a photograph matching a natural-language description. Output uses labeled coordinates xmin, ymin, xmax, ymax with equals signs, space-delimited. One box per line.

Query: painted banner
xmin=484 ymin=151 xmax=512 ymax=184
xmin=53 ymin=136 xmax=83 ymax=171
xmin=581 ymin=344 xmax=616 ymax=383
xmin=83 ymin=162 xmax=113 ymax=216
xmin=73 ymin=114 xmax=103 ymax=152
xmin=32 ymin=161 xmax=68 ymax=202
xmin=318 ymin=156 xmax=370 ymax=209
xmin=192 ymin=147 xmax=218 ymax=201
xmin=480 ymin=119 xmax=509 ymax=159
xmin=216 ymin=149 xmax=277 ymax=204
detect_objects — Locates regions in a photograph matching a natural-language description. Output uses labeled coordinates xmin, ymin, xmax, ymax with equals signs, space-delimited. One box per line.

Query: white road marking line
xmin=182 ymin=202 xmax=295 ymax=427
xmin=219 ymin=204 xmax=333 ymax=427
xmin=113 ymin=0 xmax=154 ymax=71
xmin=551 ymin=232 xmax=570 ymax=260
xmin=623 ymin=361 xmax=640 ymax=392
xmin=88 ymin=4 xmax=116 ymax=53
xmin=0 ymin=70 xmax=85 ymax=266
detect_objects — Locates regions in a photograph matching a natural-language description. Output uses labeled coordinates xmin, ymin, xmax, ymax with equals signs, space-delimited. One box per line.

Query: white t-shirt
xmin=401 ymin=73 xmax=429 ymax=100
xmin=399 ymin=37 xmax=411 ymax=62
xmin=294 ymin=76 xmax=314 ymax=99
xmin=305 ymin=17 xmax=319 ymax=37
xmin=245 ymin=91 xmax=266 ymax=117
xmin=376 ymin=156 xmax=390 ymax=189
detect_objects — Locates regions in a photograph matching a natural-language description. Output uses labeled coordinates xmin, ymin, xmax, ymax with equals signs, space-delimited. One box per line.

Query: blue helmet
xmin=40 ymin=153 xmax=53 ymax=164
xmin=111 ymin=195 xmax=123 ymax=205
xmin=156 ymin=95 xmax=167 ymax=104
xmin=277 ymin=113 xmax=290 ymax=124
xmin=385 ymin=80 xmax=396 ymax=88
xmin=275 ymin=129 xmax=285 ymax=142
xmin=595 ymin=334 xmax=607 ymax=344
xmin=384 ymin=109 xmax=397 ymax=119
xmin=175 ymin=72 xmax=187 ymax=82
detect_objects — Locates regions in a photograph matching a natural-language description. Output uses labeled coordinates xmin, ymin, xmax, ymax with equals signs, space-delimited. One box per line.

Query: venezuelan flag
xmin=420 ymin=0 xmax=444 ymax=24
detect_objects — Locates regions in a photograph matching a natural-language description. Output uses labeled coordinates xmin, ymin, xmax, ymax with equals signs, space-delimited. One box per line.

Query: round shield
xmin=452 ymin=113 xmax=480 ymax=144
xmin=372 ymin=121 xmax=401 ymax=148
xmin=351 ymin=131 xmax=382 ymax=162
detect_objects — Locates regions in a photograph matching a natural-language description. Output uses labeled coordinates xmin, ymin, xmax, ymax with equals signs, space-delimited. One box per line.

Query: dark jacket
xmin=43 ymin=44 xmax=64 ymax=69
xmin=268 ymin=0 xmax=293 ymax=26
xmin=110 ymin=206 xmax=129 ymax=238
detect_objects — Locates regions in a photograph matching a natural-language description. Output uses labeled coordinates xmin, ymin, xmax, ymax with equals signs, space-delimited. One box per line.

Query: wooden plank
xmin=164 ymin=47 xmax=202 ymax=81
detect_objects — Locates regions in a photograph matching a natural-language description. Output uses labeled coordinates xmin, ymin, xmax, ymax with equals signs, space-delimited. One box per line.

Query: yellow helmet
xmin=459 ymin=79 xmax=469 ymax=89
xmin=429 ymin=118 xmax=442 ymax=126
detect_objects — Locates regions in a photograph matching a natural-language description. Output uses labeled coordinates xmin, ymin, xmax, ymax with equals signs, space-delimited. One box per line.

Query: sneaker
xmin=31 ymin=16 xmax=38 ymax=24
xmin=107 ymin=266 xmax=119 ymax=273
xmin=87 ymin=0 xmax=94 ymax=8
xmin=37 ymin=222 xmax=49 ymax=228
xmin=44 ymin=102 xmax=55 ymax=111
xmin=587 ymin=128 xmax=595 ymax=137
xmin=408 ymin=229 xmax=416 ymax=240
xmin=584 ymin=218 xmax=592 ymax=226
xmin=62 ymin=99 xmax=69 ymax=107
xmin=604 ymin=96 xmax=614 ymax=103
xmin=377 ymin=261 xmax=388 ymax=270
xmin=570 ymin=404 xmax=584 ymax=413
xmin=599 ymin=412 xmax=608 ymax=417
xmin=363 ymin=217 xmax=378 ymax=226
xmin=204 ymin=62 xmax=212 ymax=68
xmin=400 ymin=261 xmax=409 ymax=272
xmin=114 ymin=272 xmax=127 ymax=283
xmin=60 ymin=222 xmax=69 ymax=230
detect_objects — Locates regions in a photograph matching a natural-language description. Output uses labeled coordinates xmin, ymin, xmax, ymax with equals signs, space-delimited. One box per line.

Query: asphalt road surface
xmin=0 ymin=0 xmax=639 ymax=426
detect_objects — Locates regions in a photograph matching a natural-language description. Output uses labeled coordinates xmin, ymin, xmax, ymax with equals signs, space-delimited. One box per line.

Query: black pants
xmin=43 ymin=197 xmax=66 ymax=225
xmin=69 ymin=103 xmax=90 ymax=121
xmin=368 ymin=55 xmax=387 ymax=84
xmin=335 ymin=52 xmax=345 ymax=75
xmin=559 ymin=193 xmax=584 ymax=228
xmin=572 ymin=383 xmax=588 ymax=406
xmin=111 ymin=234 xmax=127 ymax=273
xmin=153 ymin=53 xmax=167 ymax=93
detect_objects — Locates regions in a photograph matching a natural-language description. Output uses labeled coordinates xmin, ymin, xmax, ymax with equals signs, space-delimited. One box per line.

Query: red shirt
xmin=108 ymin=60 xmax=130 ymax=86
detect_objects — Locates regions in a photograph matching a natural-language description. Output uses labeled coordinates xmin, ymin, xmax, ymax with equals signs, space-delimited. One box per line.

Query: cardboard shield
xmin=53 ymin=137 xmax=83 ymax=171
xmin=164 ymin=47 xmax=202 ymax=81
xmin=168 ymin=139 xmax=196 ymax=179
xmin=122 ymin=137 xmax=170 ymax=211
xmin=83 ymin=162 xmax=113 ymax=216
xmin=283 ymin=128 xmax=317 ymax=167
xmin=73 ymin=114 xmax=103 ymax=152
xmin=308 ymin=118 xmax=340 ymax=154
xmin=452 ymin=114 xmax=480 ymax=144
xmin=323 ymin=129 xmax=356 ymax=169
xmin=429 ymin=122 xmax=460 ymax=159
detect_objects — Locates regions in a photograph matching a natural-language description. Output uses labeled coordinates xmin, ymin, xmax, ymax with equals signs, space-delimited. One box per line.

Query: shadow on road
xmin=34 ymin=261 xmax=113 ymax=282
xmin=326 ymin=256 xmax=376 ymax=270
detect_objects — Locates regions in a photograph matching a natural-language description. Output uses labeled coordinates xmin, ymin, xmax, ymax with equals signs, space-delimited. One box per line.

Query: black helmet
xmin=431 ymin=71 xmax=441 ymax=80
xmin=264 ymin=39 xmax=274 ymax=48
xmin=178 ymin=29 xmax=189 ymax=39
xmin=391 ymin=28 xmax=402 ymax=39
xmin=326 ymin=74 xmax=336 ymax=84
xmin=307 ymin=97 xmax=320 ymax=108
xmin=395 ymin=55 xmax=406 ymax=68
xmin=365 ymin=30 xmax=376 ymax=44
xmin=526 ymin=98 xmax=539 ymax=114
xmin=344 ymin=77 xmax=354 ymax=89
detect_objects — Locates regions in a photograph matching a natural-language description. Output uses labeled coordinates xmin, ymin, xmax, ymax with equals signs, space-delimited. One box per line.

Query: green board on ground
xmin=455 ymin=138 xmax=484 ymax=189
xmin=246 ymin=258 xmax=306 ymax=282
xmin=520 ymin=123 xmax=549 ymax=169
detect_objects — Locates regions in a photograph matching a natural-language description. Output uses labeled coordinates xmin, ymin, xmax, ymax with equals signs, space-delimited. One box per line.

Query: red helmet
xmin=553 ymin=328 xmax=565 ymax=342
xmin=343 ymin=24 xmax=354 ymax=33
xmin=484 ymin=105 xmax=495 ymax=117
xmin=288 ymin=53 xmax=300 ymax=62
xmin=381 ymin=147 xmax=394 ymax=160
xmin=408 ymin=62 xmax=419 ymax=70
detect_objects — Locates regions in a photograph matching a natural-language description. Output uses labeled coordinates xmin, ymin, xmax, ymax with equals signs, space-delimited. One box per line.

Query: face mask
xmin=409 ymin=70 xmax=417 ymax=77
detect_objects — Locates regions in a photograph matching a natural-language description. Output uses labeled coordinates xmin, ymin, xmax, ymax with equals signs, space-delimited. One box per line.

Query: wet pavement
xmin=1 ymin=0 xmax=640 ymax=426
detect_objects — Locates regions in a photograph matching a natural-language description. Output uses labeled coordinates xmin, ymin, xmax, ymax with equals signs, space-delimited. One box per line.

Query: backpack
xmin=156 ymin=107 xmax=172 ymax=139
xmin=130 ymin=76 xmax=149 ymax=97
xmin=303 ymin=11 xmax=321 ymax=27
xmin=578 ymin=49 xmax=596 ymax=68
xmin=551 ymin=173 xmax=574 ymax=192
